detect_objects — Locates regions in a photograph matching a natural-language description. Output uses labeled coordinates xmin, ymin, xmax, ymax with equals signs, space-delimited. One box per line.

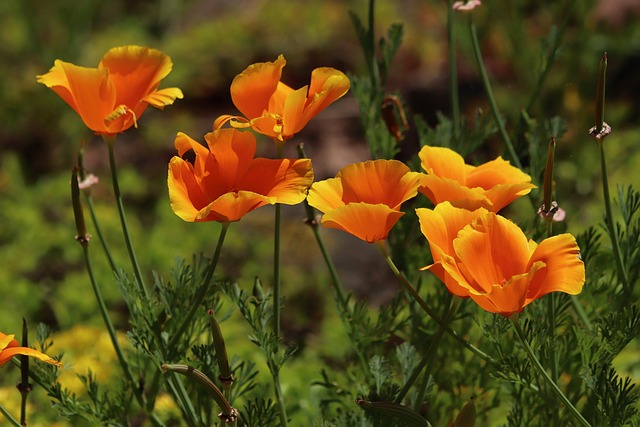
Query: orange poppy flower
xmin=214 ymin=55 xmax=350 ymax=142
xmin=0 ymin=332 xmax=62 ymax=368
xmin=168 ymin=128 xmax=313 ymax=223
xmin=418 ymin=145 xmax=535 ymax=212
xmin=417 ymin=202 xmax=585 ymax=316
xmin=307 ymin=160 xmax=423 ymax=243
xmin=37 ymin=45 xmax=183 ymax=135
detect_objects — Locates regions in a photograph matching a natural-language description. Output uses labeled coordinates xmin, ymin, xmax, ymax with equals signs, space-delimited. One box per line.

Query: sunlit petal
xmin=308 ymin=178 xmax=345 ymax=212
xmin=230 ymin=55 xmax=286 ymax=119
xmin=526 ymin=233 xmax=585 ymax=302
xmin=321 ymin=202 xmax=405 ymax=243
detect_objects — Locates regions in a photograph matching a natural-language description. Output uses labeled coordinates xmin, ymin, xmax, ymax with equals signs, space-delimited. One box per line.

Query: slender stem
xmin=0 ymin=404 xmax=22 ymax=427
xmin=84 ymin=195 xmax=118 ymax=271
xmin=104 ymin=136 xmax=148 ymax=296
xmin=469 ymin=19 xmax=522 ymax=171
xmin=376 ymin=241 xmax=441 ymax=321
xmin=547 ymin=294 xmax=560 ymax=427
xmin=162 ymin=364 xmax=234 ymax=416
xmin=77 ymin=146 xmax=118 ymax=271
xmin=367 ymin=0 xmax=379 ymax=90
xmin=168 ymin=223 xmax=230 ymax=353
xmin=598 ymin=140 xmax=628 ymax=291
xmin=273 ymin=370 xmax=288 ymax=427
xmin=375 ymin=241 xmax=503 ymax=368
xmin=273 ymin=202 xmax=282 ymax=339
xmin=525 ymin=1 xmax=576 ymax=112
xmin=296 ymin=144 xmax=370 ymax=375
xmin=19 ymin=319 xmax=30 ymax=427
xmin=165 ymin=374 xmax=199 ymax=427
xmin=511 ymin=316 xmax=592 ymax=427
xmin=81 ymin=244 xmax=144 ymax=406
xmin=448 ymin=0 xmax=461 ymax=142
xmin=571 ymin=296 xmax=593 ymax=330
xmin=395 ymin=296 xmax=458 ymax=405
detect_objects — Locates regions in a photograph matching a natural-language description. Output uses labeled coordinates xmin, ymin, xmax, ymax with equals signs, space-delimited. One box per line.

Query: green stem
xmin=77 ymin=146 xmax=118 ymax=271
xmin=168 ymin=223 xmax=230 ymax=354
xmin=0 ymin=403 xmax=22 ymax=427
xmin=571 ymin=296 xmax=592 ymax=330
xmin=395 ymin=296 xmax=458 ymax=405
xmin=511 ymin=316 xmax=592 ymax=427
xmin=376 ymin=241 xmax=501 ymax=368
xmin=162 ymin=364 xmax=234 ymax=417
xmin=80 ymin=244 xmax=146 ymax=408
xmin=84 ymin=195 xmax=118 ymax=271
xmin=448 ymin=0 xmax=461 ymax=142
xmin=273 ymin=370 xmax=288 ymax=427
xmin=104 ymin=136 xmax=148 ymax=297
xmin=304 ymin=205 xmax=370 ymax=375
xmin=273 ymin=202 xmax=282 ymax=339
xmin=469 ymin=19 xmax=522 ymax=171
xmin=367 ymin=0 xmax=379 ymax=91
xmin=271 ymin=143 xmax=287 ymax=427
xmin=525 ymin=1 xmax=576 ymax=112
xmin=547 ymin=294 xmax=560 ymax=427
xmin=598 ymin=140 xmax=628 ymax=291
xmin=165 ymin=374 xmax=199 ymax=427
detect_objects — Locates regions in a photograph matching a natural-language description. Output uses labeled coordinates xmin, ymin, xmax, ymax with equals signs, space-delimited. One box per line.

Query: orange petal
xmin=204 ymin=129 xmax=257 ymax=189
xmin=231 ymin=55 xmax=286 ymax=120
xmin=418 ymin=145 xmax=468 ymax=184
xmin=526 ymin=233 xmax=585 ymax=303
xmin=38 ymin=60 xmax=116 ymax=133
xmin=419 ymin=175 xmax=491 ymax=210
xmin=250 ymin=115 xmax=281 ymax=140
xmin=466 ymin=157 xmax=532 ymax=190
xmin=416 ymin=203 xmax=487 ymax=260
xmin=0 ymin=334 xmax=16 ymax=351
xmin=320 ymin=202 xmax=405 ymax=243
xmin=467 ymin=157 xmax=535 ymax=211
xmin=244 ymin=158 xmax=314 ymax=205
xmin=338 ymin=160 xmax=422 ymax=208
xmin=308 ymin=178 xmax=345 ymax=213
xmin=0 ymin=346 xmax=62 ymax=368
xmin=469 ymin=262 xmax=545 ymax=316
xmin=298 ymin=67 xmax=350 ymax=130
xmin=199 ymin=191 xmax=273 ymax=222
xmin=99 ymin=46 xmax=174 ymax=112
xmin=142 ymin=87 xmax=184 ymax=109
xmin=281 ymin=86 xmax=309 ymax=137
xmin=168 ymin=156 xmax=212 ymax=222
xmin=452 ymin=213 xmax=530 ymax=294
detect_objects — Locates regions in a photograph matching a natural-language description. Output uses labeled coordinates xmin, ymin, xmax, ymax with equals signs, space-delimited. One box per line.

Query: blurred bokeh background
xmin=1 ymin=0 xmax=640 ymax=423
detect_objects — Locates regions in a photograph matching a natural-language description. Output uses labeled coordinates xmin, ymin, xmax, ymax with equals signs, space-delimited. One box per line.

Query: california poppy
xmin=0 ymin=332 xmax=62 ymax=368
xmin=214 ymin=55 xmax=350 ymax=142
xmin=417 ymin=202 xmax=585 ymax=316
xmin=418 ymin=145 xmax=535 ymax=212
xmin=168 ymin=128 xmax=313 ymax=223
xmin=37 ymin=45 xmax=183 ymax=135
xmin=307 ymin=160 xmax=423 ymax=243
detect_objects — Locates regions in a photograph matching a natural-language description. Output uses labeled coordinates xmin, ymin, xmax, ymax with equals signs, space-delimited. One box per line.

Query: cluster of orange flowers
xmin=37 ymin=45 xmax=585 ymax=324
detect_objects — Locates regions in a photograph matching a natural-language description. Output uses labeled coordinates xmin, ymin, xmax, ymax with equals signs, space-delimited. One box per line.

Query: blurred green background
xmin=1 ymin=0 xmax=640 ymax=424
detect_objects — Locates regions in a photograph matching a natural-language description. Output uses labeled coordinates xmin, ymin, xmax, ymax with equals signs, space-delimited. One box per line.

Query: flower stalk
xmin=104 ymin=135 xmax=149 ymax=297
xmin=162 ymin=364 xmax=237 ymax=425
xmin=510 ymin=316 xmax=591 ymax=427
xmin=18 ymin=319 xmax=32 ymax=427
xmin=469 ymin=17 xmax=522 ymax=171
xmin=588 ymin=53 xmax=627 ymax=292
xmin=208 ymin=309 xmax=233 ymax=391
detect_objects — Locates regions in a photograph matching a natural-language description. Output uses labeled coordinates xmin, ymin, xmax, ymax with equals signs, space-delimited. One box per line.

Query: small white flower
xmin=78 ymin=174 xmax=99 ymax=190
xmin=453 ymin=0 xmax=482 ymax=11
